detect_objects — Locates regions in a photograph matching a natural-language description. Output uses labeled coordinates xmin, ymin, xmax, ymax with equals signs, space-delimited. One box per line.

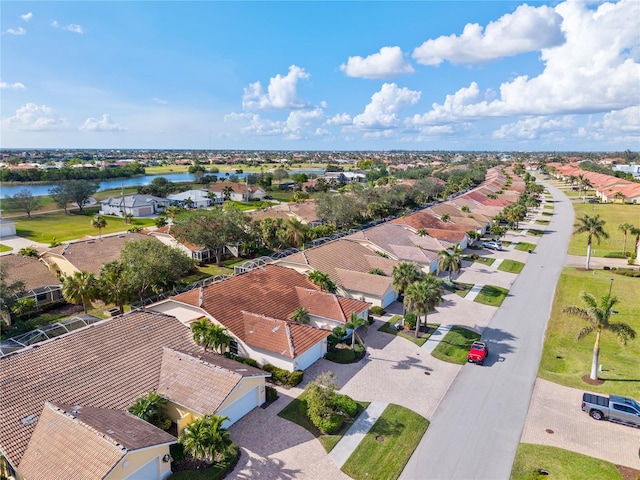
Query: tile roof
xmin=158 ymin=348 xmax=253 ymax=414
xmin=18 ymin=403 xmax=127 ymax=480
xmin=243 ymin=312 xmax=296 ymax=358
xmin=42 ymin=232 xmax=152 ymax=274
xmin=0 ymin=310 xmax=199 ymax=468
xmin=0 ymin=254 xmax=60 ymax=291
xmin=334 ymin=268 xmax=392 ymax=296
xmin=171 ymin=264 xmax=365 ymax=356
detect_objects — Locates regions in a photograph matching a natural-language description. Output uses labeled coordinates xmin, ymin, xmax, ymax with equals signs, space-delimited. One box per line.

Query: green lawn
xmin=538 ymin=267 xmax=640 ymax=397
xmin=498 ymin=259 xmax=525 ymax=274
xmin=378 ymin=315 xmax=437 ymax=347
xmin=515 ymin=242 xmax=537 ymax=252
xmin=431 ymin=326 xmax=481 ymax=364
xmin=543 ymin=205 xmax=554 ymax=209
xmin=535 ymin=220 xmax=550 ymax=225
xmin=277 ymin=391 xmax=369 ymax=452
xmin=14 ymin=208 xmax=156 ymax=243
xmin=526 ymin=229 xmax=545 ymax=237
xmin=510 ymin=444 xmax=624 ymax=480
xmin=168 ymin=443 xmax=240 ymax=480
xmin=0 ymin=244 xmax=12 ymax=253
xmin=541 ymin=211 xmax=553 ymax=216
xmin=464 ymin=255 xmax=495 ymax=266
xmin=474 ymin=285 xmax=509 ymax=307
xmin=568 ymin=202 xmax=640 ymax=257
xmin=341 ymin=404 xmax=429 ymax=480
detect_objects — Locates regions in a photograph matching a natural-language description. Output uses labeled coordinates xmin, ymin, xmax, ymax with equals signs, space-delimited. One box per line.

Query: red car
xmin=467 ymin=341 xmax=489 ymax=365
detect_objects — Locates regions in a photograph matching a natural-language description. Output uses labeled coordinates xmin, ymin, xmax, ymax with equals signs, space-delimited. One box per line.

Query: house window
xmin=229 ymin=340 xmax=239 ymax=355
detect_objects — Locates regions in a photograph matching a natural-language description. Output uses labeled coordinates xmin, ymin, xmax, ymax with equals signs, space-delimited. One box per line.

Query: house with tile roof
xmin=40 ymin=232 xmax=154 ymax=276
xmin=0 ymin=254 xmax=63 ymax=321
xmin=100 ymin=194 xmax=170 ymax=218
xmin=0 ymin=310 xmax=269 ymax=479
xmin=249 ymin=200 xmax=322 ymax=226
xmin=276 ymin=239 xmax=399 ymax=307
xmin=208 ymin=181 xmax=266 ymax=202
xmin=148 ymin=264 xmax=370 ymax=371
xmin=346 ymin=223 xmax=442 ymax=273
xmin=166 ymin=188 xmax=219 ymax=208
xmin=18 ymin=402 xmax=176 ymax=480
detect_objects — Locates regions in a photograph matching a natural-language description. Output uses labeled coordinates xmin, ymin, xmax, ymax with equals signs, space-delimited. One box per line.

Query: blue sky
xmin=1 ymin=1 xmax=639 ymax=151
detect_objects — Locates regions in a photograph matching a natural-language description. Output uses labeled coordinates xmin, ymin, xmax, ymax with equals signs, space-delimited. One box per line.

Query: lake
xmin=0 ymin=170 xmax=324 ymax=198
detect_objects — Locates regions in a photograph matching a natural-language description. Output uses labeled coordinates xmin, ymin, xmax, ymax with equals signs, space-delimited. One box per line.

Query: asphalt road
xmin=401 ymin=183 xmax=575 ymax=480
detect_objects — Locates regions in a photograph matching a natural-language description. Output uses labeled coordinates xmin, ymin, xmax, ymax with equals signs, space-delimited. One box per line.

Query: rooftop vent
xmin=20 ymin=414 xmax=38 ymax=427
xmin=272 ymin=325 xmax=280 ymax=333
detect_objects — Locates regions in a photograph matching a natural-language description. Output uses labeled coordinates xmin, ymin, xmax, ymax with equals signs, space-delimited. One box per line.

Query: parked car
xmin=467 ymin=341 xmax=489 ymax=365
xmin=581 ymin=393 xmax=640 ymax=428
xmin=482 ymin=241 xmax=503 ymax=251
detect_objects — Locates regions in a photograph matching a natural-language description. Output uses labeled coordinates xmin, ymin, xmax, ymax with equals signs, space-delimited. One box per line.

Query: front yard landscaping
xmin=431 ymin=326 xmax=481 ymax=364
xmin=378 ymin=315 xmax=438 ymax=347
xmin=535 ymin=219 xmax=550 ymax=225
xmin=510 ymin=444 xmax=626 ymax=480
xmin=474 ymin=285 xmax=509 ymax=307
xmin=463 ymin=254 xmax=495 ymax=266
xmin=538 ymin=267 xmax=640 ymax=398
xmin=526 ymin=229 xmax=545 ymax=236
xmin=515 ymin=242 xmax=537 ymax=252
xmin=0 ymin=244 xmax=12 ymax=252
xmin=497 ymin=259 xmax=525 ymax=274
xmin=341 ymin=404 xmax=429 ymax=480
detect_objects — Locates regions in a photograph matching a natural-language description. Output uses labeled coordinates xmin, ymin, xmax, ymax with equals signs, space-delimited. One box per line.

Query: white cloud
xmin=225 ymin=112 xmax=285 ymax=136
xmin=492 ymin=116 xmax=576 ymax=139
xmin=5 ymin=27 xmax=26 ymax=35
xmin=51 ymin=21 xmax=84 ymax=34
xmin=413 ymin=4 xmax=564 ymax=66
xmin=602 ymin=106 xmax=640 ymax=133
xmin=21 ymin=12 xmax=33 ymax=22
xmin=1 ymin=103 xmax=66 ymax=130
xmin=79 ymin=114 xmax=126 ymax=132
xmin=152 ymin=97 xmax=168 ymax=104
xmin=412 ymin=0 xmax=640 ymax=123
xmin=0 ymin=81 xmax=26 ymax=89
xmin=284 ymin=108 xmax=324 ymax=136
xmin=242 ymin=65 xmax=313 ymax=111
xmin=340 ymin=46 xmax=415 ymax=79
xmin=352 ymin=83 xmax=421 ymax=130
xmin=326 ymin=113 xmax=352 ymax=126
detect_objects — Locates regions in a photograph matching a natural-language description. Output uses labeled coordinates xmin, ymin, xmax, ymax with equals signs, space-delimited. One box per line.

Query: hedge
xmin=325 ymin=348 xmax=356 ymax=363
xmin=265 ymin=385 xmax=279 ymax=402
xmin=333 ymin=394 xmax=357 ymax=417
xmin=370 ymin=306 xmax=386 ymax=316
xmin=262 ymin=364 xmax=304 ymax=387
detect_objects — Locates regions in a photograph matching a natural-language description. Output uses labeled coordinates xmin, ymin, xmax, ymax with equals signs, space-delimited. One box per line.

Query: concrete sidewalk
xmin=329 ymin=401 xmax=388 ymax=468
xmin=465 ymin=284 xmax=484 ymax=301
xmin=421 ymin=324 xmax=453 ymax=354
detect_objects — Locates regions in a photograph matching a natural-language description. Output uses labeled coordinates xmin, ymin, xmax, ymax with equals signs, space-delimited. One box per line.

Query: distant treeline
xmin=0 ymin=163 xmax=146 ymax=183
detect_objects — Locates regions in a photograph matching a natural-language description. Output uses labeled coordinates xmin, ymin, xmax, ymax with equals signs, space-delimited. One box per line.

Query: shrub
xmin=327 ymin=333 xmax=342 ymax=349
xmin=354 ymin=343 xmax=365 ymax=359
xmin=265 ymin=385 xmax=279 ymax=402
xmin=262 ymin=364 xmax=304 ymax=387
xmin=604 ymin=252 xmax=627 ymax=259
xmin=404 ymin=312 xmax=417 ymax=330
xmin=370 ymin=306 xmax=385 ymax=316
xmin=333 ymin=394 xmax=357 ymax=417
xmin=325 ymin=348 xmax=356 ymax=363
xmin=223 ymin=352 xmax=259 ymax=368
xmin=603 ymin=266 xmax=610 ymax=270
xmin=312 ymin=412 xmax=343 ymax=434
xmin=170 ymin=442 xmax=186 ymax=463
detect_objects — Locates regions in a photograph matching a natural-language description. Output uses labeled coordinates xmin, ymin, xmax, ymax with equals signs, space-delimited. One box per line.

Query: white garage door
xmin=296 ymin=341 xmax=324 ymax=371
xmin=125 ymin=457 xmax=159 ymax=480
xmin=218 ymin=386 xmax=258 ymax=426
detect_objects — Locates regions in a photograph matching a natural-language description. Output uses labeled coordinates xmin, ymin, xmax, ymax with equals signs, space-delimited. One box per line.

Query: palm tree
xmin=574 ymin=215 xmax=609 ymax=270
xmin=128 ymin=391 xmax=171 ymax=430
xmin=96 ymin=261 xmax=131 ymax=314
xmin=391 ymin=262 xmax=422 ymax=316
xmin=440 ymin=214 xmax=450 ymax=223
xmin=307 ymin=270 xmax=337 ymax=293
xmin=437 ymin=244 xmax=462 ymax=282
xmin=191 ymin=317 xmax=213 ymax=351
xmin=345 ymin=311 xmax=368 ymax=350
xmin=291 ymin=307 xmax=310 ymax=324
xmin=222 ymin=186 xmax=234 ymax=202
xmin=209 ymin=323 xmax=233 ymax=354
xmin=618 ymin=223 xmax=634 ymax=255
xmin=62 ymin=271 xmax=96 ymax=313
xmin=180 ymin=414 xmax=231 ymax=465
xmin=563 ymin=292 xmax=636 ymax=380
xmin=404 ymin=276 xmax=443 ymax=338
xmin=283 ymin=218 xmax=309 ymax=249
xmin=91 ymin=214 xmax=107 ymax=240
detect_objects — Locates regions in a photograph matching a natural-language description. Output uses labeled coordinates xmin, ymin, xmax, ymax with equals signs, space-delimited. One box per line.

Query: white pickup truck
xmin=581 ymin=392 xmax=640 ymax=428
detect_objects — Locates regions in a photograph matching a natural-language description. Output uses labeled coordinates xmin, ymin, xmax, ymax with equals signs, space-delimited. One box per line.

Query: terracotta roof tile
xmin=243 ymin=312 xmax=295 ymax=358
xmin=0 ymin=254 xmax=60 ymax=291
xmin=0 ymin=310 xmax=198 ymax=468
xmin=158 ymin=348 xmax=244 ymax=414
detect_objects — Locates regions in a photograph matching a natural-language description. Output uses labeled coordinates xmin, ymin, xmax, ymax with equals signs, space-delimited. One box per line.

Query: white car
xmin=482 ymin=241 xmax=503 ymax=251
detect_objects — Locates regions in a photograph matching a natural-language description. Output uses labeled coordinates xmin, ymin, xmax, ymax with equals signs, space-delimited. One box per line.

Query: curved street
xmin=401 ymin=181 xmax=575 ymax=480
